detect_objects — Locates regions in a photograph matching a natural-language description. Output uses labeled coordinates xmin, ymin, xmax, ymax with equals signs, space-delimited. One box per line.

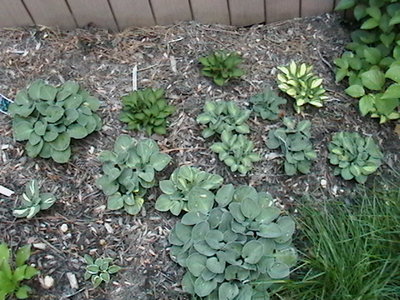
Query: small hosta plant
xmin=277 ymin=61 xmax=328 ymax=113
xmin=0 ymin=243 xmax=39 ymax=299
xmin=83 ymin=254 xmax=121 ymax=288
xmin=250 ymin=86 xmax=287 ymax=121
xmin=328 ymin=132 xmax=383 ymax=183
xmin=155 ymin=166 xmax=223 ymax=216
xmin=8 ymin=80 xmax=102 ymax=163
xmin=196 ymin=101 xmax=251 ymax=138
xmin=119 ymin=88 xmax=175 ymax=135
xmin=210 ymin=130 xmax=260 ymax=175
xmin=199 ymin=51 xmax=245 ymax=86
xmin=169 ymin=184 xmax=298 ymax=299
xmin=266 ymin=117 xmax=317 ymax=176
xmin=96 ymin=134 xmax=171 ymax=215
xmin=13 ymin=180 xmax=56 ymax=219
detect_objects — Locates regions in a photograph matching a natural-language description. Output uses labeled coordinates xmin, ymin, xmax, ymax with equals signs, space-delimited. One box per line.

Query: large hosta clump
xmin=9 ymin=80 xmax=102 ymax=163
xmin=169 ymin=185 xmax=297 ymax=299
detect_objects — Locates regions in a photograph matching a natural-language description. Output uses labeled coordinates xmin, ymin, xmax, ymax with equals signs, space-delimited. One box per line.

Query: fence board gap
xmin=229 ymin=0 xmax=264 ymax=26
xmin=191 ymin=0 xmax=229 ymax=24
xmin=150 ymin=0 xmax=192 ymax=25
xmin=110 ymin=0 xmax=155 ymax=29
xmin=0 ymin=0 xmax=33 ymax=27
xmin=301 ymin=0 xmax=334 ymax=17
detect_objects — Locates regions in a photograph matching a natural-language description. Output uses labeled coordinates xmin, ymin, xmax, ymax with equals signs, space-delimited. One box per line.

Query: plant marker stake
xmin=132 ymin=65 xmax=137 ymax=91
xmin=0 ymin=185 xmax=14 ymax=197
xmin=0 ymin=93 xmax=13 ymax=115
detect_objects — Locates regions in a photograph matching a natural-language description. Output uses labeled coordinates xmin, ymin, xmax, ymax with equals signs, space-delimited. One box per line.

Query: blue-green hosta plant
xmin=196 ymin=101 xmax=251 ymax=138
xmin=277 ymin=61 xmax=328 ymax=113
xmin=328 ymin=132 xmax=383 ymax=183
xmin=13 ymin=180 xmax=56 ymax=219
xmin=211 ymin=131 xmax=260 ymax=175
xmin=0 ymin=243 xmax=39 ymax=299
xmin=8 ymin=80 xmax=102 ymax=163
xmin=119 ymin=88 xmax=175 ymax=135
xmin=250 ymin=87 xmax=287 ymax=121
xmin=83 ymin=254 xmax=121 ymax=288
xmin=155 ymin=166 xmax=223 ymax=216
xmin=199 ymin=51 xmax=245 ymax=86
xmin=96 ymin=134 xmax=171 ymax=215
xmin=169 ymin=185 xmax=298 ymax=299
xmin=266 ymin=118 xmax=317 ymax=176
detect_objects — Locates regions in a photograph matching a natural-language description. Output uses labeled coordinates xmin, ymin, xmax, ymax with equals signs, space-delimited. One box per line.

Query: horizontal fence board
xmin=229 ymin=0 xmax=264 ymax=26
xmin=150 ymin=0 xmax=192 ymax=25
xmin=0 ymin=0 xmax=33 ymax=27
xmin=265 ymin=0 xmax=300 ymax=23
xmin=67 ymin=0 xmax=118 ymax=30
xmin=191 ymin=0 xmax=230 ymax=24
xmin=23 ymin=0 xmax=76 ymax=29
xmin=110 ymin=0 xmax=155 ymax=29
xmin=301 ymin=0 xmax=334 ymax=17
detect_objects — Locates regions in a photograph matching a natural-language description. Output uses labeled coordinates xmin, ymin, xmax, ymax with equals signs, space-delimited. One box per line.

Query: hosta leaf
xmin=15 ymin=245 xmax=31 ymax=267
xmin=360 ymin=69 xmax=385 ymax=91
xmin=155 ymin=195 xmax=173 ymax=212
xmin=215 ymin=184 xmax=234 ymax=207
xmin=268 ymin=262 xmax=290 ymax=279
xmin=240 ymin=197 xmax=260 ymax=220
xmin=345 ymin=85 xmax=365 ymax=98
xmin=49 ymin=132 xmax=70 ymax=151
xmin=50 ymin=147 xmax=71 ymax=163
xmin=13 ymin=120 xmax=34 ymax=141
xmin=67 ymin=123 xmax=88 ymax=139
xmin=181 ymin=211 xmax=207 ymax=225
xmin=187 ymin=187 xmax=215 ymax=214
xmin=382 ymin=84 xmax=400 ymax=99
xmin=194 ymin=276 xmax=217 ymax=297
xmin=242 ymin=240 xmax=264 ymax=264
xmin=40 ymin=85 xmax=57 ymax=101
xmin=206 ymin=257 xmax=225 ymax=274
xmin=149 ymin=153 xmax=171 ymax=171
xmin=219 ymin=282 xmax=239 ymax=300
xmin=186 ymin=253 xmax=207 ymax=277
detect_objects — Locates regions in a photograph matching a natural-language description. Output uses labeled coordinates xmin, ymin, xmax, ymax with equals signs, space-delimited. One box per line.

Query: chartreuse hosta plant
xmin=277 ymin=61 xmax=328 ymax=113
xmin=8 ymin=80 xmax=102 ymax=163
xmin=335 ymin=0 xmax=400 ymax=123
xmin=211 ymin=131 xmax=260 ymax=175
xmin=0 ymin=243 xmax=39 ymax=299
xmin=196 ymin=101 xmax=251 ymax=138
xmin=96 ymin=134 xmax=171 ymax=215
xmin=13 ymin=180 xmax=56 ymax=219
xmin=250 ymin=87 xmax=287 ymax=121
xmin=328 ymin=132 xmax=383 ymax=183
xmin=155 ymin=166 xmax=223 ymax=216
xmin=169 ymin=185 xmax=298 ymax=299
xmin=119 ymin=88 xmax=175 ymax=135
xmin=84 ymin=254 xmax=121 ymax=288
xmin=266 ymin=118 xmax=317 ymax=176
xmin=199 ymin=51 xmax=245 ymax=86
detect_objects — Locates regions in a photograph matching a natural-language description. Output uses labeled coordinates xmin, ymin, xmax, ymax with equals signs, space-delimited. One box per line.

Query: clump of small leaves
xmin=196 ymin=101 xmax=251 ymax=138
xmin=155 ymin=166 xmax=223 ymax=216
xmin=211 ymin=130 xmax=260 ymax=175
xmin=266 ymin=117 xmax=317 ymax=176
xmin=13 ymin=180 xmax=56 ymax=219
xmin=277 ymin=61 xmax=328 ymax=113
xmin=119 ymin=88 xmax=175 ymax=135
xmin=0 ymin=243 xmax=39 ymax=299
xmin=169 ymin=184 xmax=298 ymax=299
xmin=8 ymin=80 xmax=102 ymax=163
xmin=250 ymin=86 xmax=287 ymax=121
xmin=83 ymin=254 xmax=121 ymax=288
xmin=96 ymin=134 xmax=171 ymax=215
xmin=328 ymin=131 xmax=383 ymax=183
xmin=199 ymin=51 xmax=245 ymax=86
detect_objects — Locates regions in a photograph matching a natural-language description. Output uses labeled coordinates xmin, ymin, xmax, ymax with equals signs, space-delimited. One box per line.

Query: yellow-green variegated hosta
xmin=277 ymin=61 xmax=328 ymax=113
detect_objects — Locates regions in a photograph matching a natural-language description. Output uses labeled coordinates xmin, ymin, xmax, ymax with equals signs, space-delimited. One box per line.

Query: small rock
xmin=104 ymin=223 xmax=114 ymax=234
xmin=99 ymin=239 xmax=106 ymax=246
xmin=40 ymin=275 xmax=54 ymax=289
xmin=33 ymin=243 xmax=47 ymax=250
xmin=66 ymin=272 xmax=79 ymax=289
xmin=320 ymin=179 xmax=327 ymax=188
xmin=60 ymin=224 xmax=68 ymax=233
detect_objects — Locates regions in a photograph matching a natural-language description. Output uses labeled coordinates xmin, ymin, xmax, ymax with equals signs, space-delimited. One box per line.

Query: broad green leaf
xmin=40 ymin=85 xmax=57 ymax=101
xmin=242 ymin=240 xmax=264 ymax=264
xmin=335 ymin=0 xmax=355 ymax=10
xmin=13 ymin=120 xmax=33 ymax=141
xmin=215 ymin=184 xmax=234 ymax=207
xmin=345 ymin=85 xmax=365 ymax=98
xmin=186 ymin=253 xmax=206 ymax=277
xmin=154 ymin=195 xmax=173 ymax=212
xmin=240 ymin=198 xmax=260 ymax=220
xmin=268 ymin=262 xmax=290 ymax=279
xmin=149 ymin=153 xmax=171 ymax=171
xmin=194 ymin=276 xmax=217 ymax=297
xmin=385 ymin=64 xmax=400 ymax=82
xmin=50 ymin=147 xmax=71 ymax=163
xmin=219 ymin=282 xmax=239 ymax=300
xmin=187 ymin=187 xmax=214 ymax=214
xmin=15 ymin=245 xmax=31 ymax=267
xmin=360 ymin=69 xmax=385 ymax=91
xmin=15 ymin=285 xmax=32 ymax=299
xmin=382 ymin=84 xmax=400 ymax=99
xmin=67 ymin=124 xmax=88 ymax=139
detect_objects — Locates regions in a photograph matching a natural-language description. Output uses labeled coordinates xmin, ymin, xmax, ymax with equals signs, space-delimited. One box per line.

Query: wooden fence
xmin=0 ymin=0 xmax=340 ymax=31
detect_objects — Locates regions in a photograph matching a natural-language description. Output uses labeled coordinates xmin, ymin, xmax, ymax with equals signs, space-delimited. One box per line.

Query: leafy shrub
xmin=211 ymin=130 xmax=260 ymax=175
xmin=277 ymin=61 xmax=327 ymax=113
xmin=13 ymin=180 xmax=56 ymax=219
xmin=266 ymin=118 xmax=316 ymax=175
xmin=8 ymin=80 xmax=102 ymax=163
xmin=84 ymin=254 xmax=121 ymax=288
xmin=328 ymin=131 xmax=383 ymax=183
xmin=196 ymin=101 xmax=251 ymax=138
xmin=199 ymin=51 xmax=245 ymax=86
xmin=119 ymin=88 xmax=175 ymax=135
xmin=169 ymin=184 xmax=298 ymax=299
xmin=250 ymin=87 xmax=287 ymax=121
xmin=96 ymin=134 xmax=171 ymax=215
xmin=0 ymin=243 xmax=39 ymax=299
xmin=155 ymin=166 xmax=223 ymax=216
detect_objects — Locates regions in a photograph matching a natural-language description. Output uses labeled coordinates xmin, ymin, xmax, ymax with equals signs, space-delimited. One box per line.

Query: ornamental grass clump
xmin=250 ymin=86 xmax=287 ymax=121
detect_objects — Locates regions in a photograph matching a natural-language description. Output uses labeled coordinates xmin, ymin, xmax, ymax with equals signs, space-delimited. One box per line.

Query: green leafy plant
xmin=119 ymin=88 xmax=175 ymax=135
xmin=169 ymin=184 xmax=298 ymax=299
xmin=96 ymin=134 xmax=171 ymax=215
xmin=211 ymin=130 xmax=260 ymax=175
xmin=196 ymin=101 xmax=251 ymax=138
xmin=13 ymin=180 xmax=56 ymax=219
xmin=155 ymin=166 xmax=223 ymax=216
xmin=83 ymin=254 xmax=121 ymax=288
xmin=8 ymin=80 xmax=102 ymax=163
xmin=328 ymin=131 xmax=383 ymax=183
xmin=250 ymin=87 xmax=287 ymax=121
xmin=199 ymin=51 xmax=245 ymax=86
xmin=266 ymin=118 xmax=317 ymax=176
xmin=0 ymin=243 xmax=39 ymax=299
